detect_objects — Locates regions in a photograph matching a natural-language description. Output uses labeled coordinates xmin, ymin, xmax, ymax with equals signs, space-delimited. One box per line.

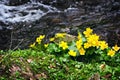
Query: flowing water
xmin=0 ymin=0 xmax=59 ymax=23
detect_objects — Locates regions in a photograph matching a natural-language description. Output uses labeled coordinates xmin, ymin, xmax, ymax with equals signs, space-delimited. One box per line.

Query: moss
xmin=0 ymin=49 xmax=120 ymax=79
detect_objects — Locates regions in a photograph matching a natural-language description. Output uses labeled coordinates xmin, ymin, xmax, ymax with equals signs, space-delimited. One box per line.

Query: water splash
xmin=0 ymin=1 xmax=58 ymax=23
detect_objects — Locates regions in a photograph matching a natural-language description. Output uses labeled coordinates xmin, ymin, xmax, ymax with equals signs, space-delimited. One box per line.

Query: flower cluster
xmin=72 ymin=27 xmax=119 ymax=57
xmin=49 ymin=33 xmax=66 ymax=42
xmin=107 ymin=45 xmax=120 ymax=57
xmin=30 ymin=28 xmax=120 ymax=58
xmin=36 ymin=35 xmax=45 ymax=44
xmin=83 ymin=28 xmax=108 ymax=50
xmin=29 ymin=35 xmax=45 ymax=47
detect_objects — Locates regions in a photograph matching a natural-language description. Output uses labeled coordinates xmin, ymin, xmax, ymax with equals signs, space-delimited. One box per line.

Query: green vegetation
xmin=0 ymin=27 xmax=120 ymax=80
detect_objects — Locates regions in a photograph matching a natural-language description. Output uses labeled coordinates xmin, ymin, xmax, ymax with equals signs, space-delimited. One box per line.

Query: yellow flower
xmin=87 ymin=34 xmax=100 ymax=47
xmin=76 ymin=40 xmax=82 ymax=49
xmin=50 ymin=37 xmax=55 ymax=41
xmin=44 ymin=43 xmax=48 ymax=48
xmin=39 ymin=35 xmax=45 ymax=39
xmin=55 ymin=33 xmax=66 ymax=38
xmin=107 ymin=49 xmax=115 ymax=57
xmin=29 ymin=43 xmax=35 ymax=47
xmin=84 ymin=42 xmax=91 ymax=49
xmin=59 ymin=41 xmax=68 ymax=50
xmin=36 ymin=37 xmax=42 ymax=44
xmin=83 ymin=27 xmax=93 ymax=37
xmin=79 ymin=48 xmax=85 ymax=55
xmin=68 ymin=50 xmax=77 ymax=57
xmin=99 ymin=41 xmax=108 ymax=50
xmin=36 ymin=35 xmax=45 ymax=44
xmin=112 ymin=44 xmax=120 ymax=51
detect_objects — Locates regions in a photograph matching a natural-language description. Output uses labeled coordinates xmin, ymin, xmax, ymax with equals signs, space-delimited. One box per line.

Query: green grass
xmin=0 ymin=49 xmax=120 ymax=80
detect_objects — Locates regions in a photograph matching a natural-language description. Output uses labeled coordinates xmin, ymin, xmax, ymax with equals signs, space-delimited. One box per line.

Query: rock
xmin=35 ymin=0 xmax=72 ymax=10
xmin=0 ymin=0 xmax=120 ymax=49
xmin=0 ymin=26 xmax=11 ymax=50
xmin=8 ymin=0 xmax=30 ymax=6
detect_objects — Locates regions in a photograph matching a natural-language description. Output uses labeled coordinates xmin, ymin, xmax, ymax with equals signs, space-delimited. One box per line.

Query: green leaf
xmin=46 ymin=43 xmax=61 ymax=53
xmin=86 ymin=47 xmax=96 ymax=55
xmin=68 ymin=41 xmax=77 ymax=51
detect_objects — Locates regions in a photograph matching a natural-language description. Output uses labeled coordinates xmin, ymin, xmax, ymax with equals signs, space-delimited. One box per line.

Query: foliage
xmin=0 ymin=27 xmax=120 ymax=79
xmin=0 ymin=49 xmax=120 ymax=80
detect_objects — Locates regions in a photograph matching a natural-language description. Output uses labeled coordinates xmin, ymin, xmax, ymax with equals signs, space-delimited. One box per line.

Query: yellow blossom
xmin=112 ymin=44 xmax=120 ymax=51
xmin=50 ymin=37 xmax=55 ymax=41
xmin=107 ymin=49 xmax=115 ymax=57
xmin=36 ymin=35 xmax=45 ymax=44
xmin=39 ymin=35 xmax=45 ymax=39
xmin=83 ymin=27 xmax=93 ymax=37
xmin=29 ymin=43 xmax=35 ymax=47
xmin=68 ymin=50 xmax=77 ymax=57
xmin=79 ymin=48 xmax=85 ymax=55
xmin=92 ymin=41 xmax=99 ymax=47
xmin=59 ymin=41 xmax=68 ymax=50
xmin=36 ymin=37 xmax=42 ymax=44
xmin=84 ymin=42 xmax=91 ymax=49
xmin=55 ymin=33 xmax=66 ymax=38
xmin=76 ymin=40 xmax=82 ymax=49
xmin=99 ymin=41 xmax=108 ymax=50
xmin=87 ymin=34 xmax=100 ymax=47
xmin=44 ymin=43 xmax=48 ymax=48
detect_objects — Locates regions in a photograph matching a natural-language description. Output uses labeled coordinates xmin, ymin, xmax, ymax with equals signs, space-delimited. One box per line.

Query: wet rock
xmin=0 ymin=0 xmax=120 ymax=49
xmin=111 ymin=2 xmax=120 ymax=11
xmin=35 ymin=0 xmax=71 ymax=9
xmin=8 ymin=0 xmax=30 ymax=6
xmin=0 ymin=26 xmax=11 ymax=50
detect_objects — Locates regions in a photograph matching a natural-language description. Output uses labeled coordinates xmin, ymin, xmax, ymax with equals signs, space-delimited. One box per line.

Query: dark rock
xmin=111 ymin=2 xmax=120 ymax=11
xmin=35 ymin=0 xmax=73 ymax=10
xmin=8 ymin=0 xmax=30 ymax=6
xmin=0 ymin=0 xmax=120 ymax=49
xmin=0 ymin=26 xmax=11 ymax=50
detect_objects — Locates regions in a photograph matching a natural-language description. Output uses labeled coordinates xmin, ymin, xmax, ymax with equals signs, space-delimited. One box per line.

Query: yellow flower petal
xmin=44 ymin=44 xmax=49 ymax=48
xmin=84 ymin=42 xmax=91 ymax=49
xmin=39 ymin=35 xmax=45 ymax=39
xmin=79 ymin=48 xmax=85 ymax=55
xmin=29 ymin=43 xmax=35 ymax=47
xmin=112 ymin=44 xmax=120 ymax=51
xmin=50 ymin=37 xmax=55 ymax=41
xmin=55 ymin=33 xmax=66 ymax=38
xmin=68 ymin=50 xmax=77 ymax=57
xmin=107 ymin=49 xmax=115 ymax=57
xmin=59 ymin=41 xmax=68 ymax=50
xmin=99 ymin=41 xmax=108 ymax=50
xmin=76 ymin=40 xmax=82 ymax=49
xmin=36 ymin=37 xmax=41 ymax=43
xmin=83 ymin=27 xmax=93 ymax=37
